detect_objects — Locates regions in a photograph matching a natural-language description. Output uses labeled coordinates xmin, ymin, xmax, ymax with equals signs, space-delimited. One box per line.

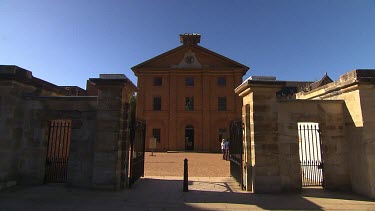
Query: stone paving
xmin=0 ymin=176 xmax=374 ymax=210
xmin=0 ymin=152 xmax=374 ymax=210
xmin=144 ymin=152 xmax=230 ymax=177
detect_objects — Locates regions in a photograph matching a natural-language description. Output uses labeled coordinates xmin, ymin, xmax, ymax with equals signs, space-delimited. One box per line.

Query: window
xmin=153 ymin=77 xmax=162 ymax=86
xmin=218 ymin=97 xmax=227 ymax=111
xmin=185 ymin=77 xmax=194 ymax=86
xmin=218 ymin=77 xmax=226 ymax=86
xmin=152 ymin=128 xmax=161 ymax=142
xmin=219 ymin=128 xmax=227 ymax=142
xmin=153 ymin=97 xmax=161 ymax=111
xmin=185 ymin=97 xmax=194 ymax=111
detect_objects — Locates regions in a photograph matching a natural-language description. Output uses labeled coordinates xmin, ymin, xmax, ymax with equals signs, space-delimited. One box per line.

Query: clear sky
xmin=1 ymin=0 xmax=375 ymax=88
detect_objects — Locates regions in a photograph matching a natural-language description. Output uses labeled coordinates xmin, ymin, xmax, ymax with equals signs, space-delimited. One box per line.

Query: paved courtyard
xmin=0 ymin=152 xmax=374 ymax=210
xmin=144 ymin=152 xmax=230 ymax=177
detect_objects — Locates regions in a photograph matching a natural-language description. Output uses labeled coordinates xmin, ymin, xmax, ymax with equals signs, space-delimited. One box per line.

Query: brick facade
xmin=132 ymin=34 xmax=249 ymax=152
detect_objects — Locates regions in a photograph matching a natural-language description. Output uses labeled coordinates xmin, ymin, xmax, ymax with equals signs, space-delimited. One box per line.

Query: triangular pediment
xmin=131 ymin=44 xmax=249 ymax=73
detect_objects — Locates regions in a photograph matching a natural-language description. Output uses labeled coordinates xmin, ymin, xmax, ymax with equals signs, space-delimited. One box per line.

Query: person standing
xmin=225 ymin=139 xmax=230 ymax=160
xmin=221 ymin=139 xmax=226 ymax=159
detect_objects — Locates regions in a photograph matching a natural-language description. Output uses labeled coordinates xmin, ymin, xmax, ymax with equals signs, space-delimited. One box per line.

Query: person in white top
xmin=221 ymin=139 xmax=226 ymax=160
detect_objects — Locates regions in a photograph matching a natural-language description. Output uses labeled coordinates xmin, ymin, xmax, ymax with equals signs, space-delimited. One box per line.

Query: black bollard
xmin=183 ymin=158 xmax=188 ymax=192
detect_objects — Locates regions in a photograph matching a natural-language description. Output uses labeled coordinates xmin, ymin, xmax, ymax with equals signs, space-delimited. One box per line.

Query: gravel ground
xmin=144 ymin=152 xmax=230 ymax=177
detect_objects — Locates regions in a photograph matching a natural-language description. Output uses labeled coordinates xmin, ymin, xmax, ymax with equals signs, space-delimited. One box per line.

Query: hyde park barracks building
xmin=132 ymin=34 xmax=249 ymax=152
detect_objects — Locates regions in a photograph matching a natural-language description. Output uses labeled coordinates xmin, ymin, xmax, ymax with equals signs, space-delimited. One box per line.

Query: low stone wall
xmin=236 ymin=69 xmax=375 ymax=199
xmin=23 ymin=97 xmax=98 ymax=187
xmin=0 ymin=65 xmax=137 ymax=190
xmin=278 ymin=100 xmax=349 ymax=191
xmin=297 ymin=69 xmax=375 ymax=199
xmin=0 ymin=66 xmax=69 ymax=187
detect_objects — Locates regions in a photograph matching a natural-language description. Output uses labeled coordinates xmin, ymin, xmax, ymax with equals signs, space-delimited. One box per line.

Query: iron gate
xmin=44 ymin=119 xmax=71 ymax=183
xmin=229 ymin=120 xmax=243 ymax=189
xmin=129 ymin=121 xmax=146 ymax=187
xmin=298 ymin=123 xmax=324 ymax=187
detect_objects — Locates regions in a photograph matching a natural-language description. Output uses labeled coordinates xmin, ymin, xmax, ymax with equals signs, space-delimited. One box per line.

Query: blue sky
xmin=1 ymin=0 xmax=375 ymax=88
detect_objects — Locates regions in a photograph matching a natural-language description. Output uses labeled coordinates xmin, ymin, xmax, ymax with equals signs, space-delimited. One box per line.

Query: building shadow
xmin=129 ymin=178 xmax=325 ymax=210
xmin=1 ymin=177 xmax=373 ymax=211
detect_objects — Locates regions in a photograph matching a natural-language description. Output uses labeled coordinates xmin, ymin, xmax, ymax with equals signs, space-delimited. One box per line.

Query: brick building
xmin=132 ymin=34 xmax=249 ymax=152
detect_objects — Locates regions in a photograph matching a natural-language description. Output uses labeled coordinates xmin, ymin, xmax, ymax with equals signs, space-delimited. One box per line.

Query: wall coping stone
xmin=278 ymin=99 xmax=344 ymax=104
xmin=89 ymin=78 xmax=138 ymax=92
xmin=296 ymin=69 xmax=375 ymax=99
xmin=0 ymin=65 xmax=80 ymax=95
xmin=235 ymin=80 xmax=286 ymax=95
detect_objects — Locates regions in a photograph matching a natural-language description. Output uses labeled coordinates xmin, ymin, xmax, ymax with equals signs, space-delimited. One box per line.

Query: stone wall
xmin=277 ymin=100 xmax=348 ymax=191
xmin=236 ymin=69 xmax=375 ymax=199
xmin=358 ymin=84 xmax=375 ymax=198
xmin=238 ymin=81 xmax=284 ymax=192
xmin=236 ymin=79 xmax=351 ymax=194
xmin=0 ymin=66 xmax=70 ymax=189
xmin=90 ymin=78 xmax=135 ymax=190
xmin=297 ymin=69 xmax=375 ymax=198
xmin=0 ymin=65 xmax=137 ymax=191
xmin=26 ymin=97 xmax=98 ymax=187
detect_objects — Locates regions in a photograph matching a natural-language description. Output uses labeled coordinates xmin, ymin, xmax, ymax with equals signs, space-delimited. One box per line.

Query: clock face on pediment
xmin=176 ymin=50 xmax=202 ymax=68
xmin=185 ymin=56 xmax=194 ymax=64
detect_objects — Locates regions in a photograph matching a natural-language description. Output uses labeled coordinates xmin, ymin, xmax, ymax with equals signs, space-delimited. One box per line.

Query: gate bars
xmin=44 ymin=120 xmax=71 ymax=183
xmin=229 ymin=120 xmax=243 ymax=189
xmin=298 ymin=123 xmax=324 ymax=187
xmin=129 ymin=121 xmax=146 ymax=188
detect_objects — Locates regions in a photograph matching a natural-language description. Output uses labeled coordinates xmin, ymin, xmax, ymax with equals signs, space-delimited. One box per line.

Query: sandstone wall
xmin=296 ymin=69 xmax=375 ymax=198
xmin=90 ymin=78 xmax=135 ymax=190
xmin=27 ymin=97 xmax=97 ymax=187
xmin=0 ymin=81 xmax=98 ymax=187
xmin=236 ymin=80 xmax=349 ymax=194
xmin=0 ymin=66 xmax=136 ymax=191
xmin=0 ymin=66 xmax=70 ymax=189
xmin=277 ymin=100 xmax=348 ymax=191
xmin=359 ymin=84 xmax=375 ymax=198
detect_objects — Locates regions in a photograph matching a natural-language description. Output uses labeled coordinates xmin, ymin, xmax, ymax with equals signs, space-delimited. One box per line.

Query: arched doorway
xmin=185 ymin=125 xmax=194 ymax=151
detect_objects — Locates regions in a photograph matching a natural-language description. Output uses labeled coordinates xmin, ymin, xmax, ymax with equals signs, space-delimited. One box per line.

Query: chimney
xmin=180 ymin=33 xmax=201 ymax=45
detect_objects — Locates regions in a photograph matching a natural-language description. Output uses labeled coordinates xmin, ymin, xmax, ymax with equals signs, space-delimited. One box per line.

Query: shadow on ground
xmin=131 ymin=178 xmax=375 ymax=210
xmin=0 ymin=177 xmax=374 ymax=211
xmin=131 ymin=178 xmax=324 ymax=210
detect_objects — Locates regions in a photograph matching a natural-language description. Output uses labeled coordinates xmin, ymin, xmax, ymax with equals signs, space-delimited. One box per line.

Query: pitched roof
xmin=131 ymin=44 xmax=249 ymax=74
xmin=309 ymin=72 xmax=333 ymax=90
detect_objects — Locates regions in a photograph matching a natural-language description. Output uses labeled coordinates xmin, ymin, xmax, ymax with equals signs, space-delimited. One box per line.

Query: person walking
xmin=221 ymin=139 xmax=226 ymax=160
xmin=225 ymin=139 xmax=230 ymax=160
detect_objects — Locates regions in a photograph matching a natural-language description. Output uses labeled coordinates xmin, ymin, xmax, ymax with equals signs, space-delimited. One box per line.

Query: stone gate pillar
xmin=236 ymin=80 xmax=285 ymax=193
xmin=90 ymin=76 xmax=136 ymax=190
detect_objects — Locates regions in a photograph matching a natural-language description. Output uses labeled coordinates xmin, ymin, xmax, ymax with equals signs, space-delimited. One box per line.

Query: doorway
xmin=298 ymin=122 xmax=324 ymax=187
xmin=185 ymin=125 xmax=194 ymax=151
xmin=44 ymin=119 xmax=71 ymax=183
